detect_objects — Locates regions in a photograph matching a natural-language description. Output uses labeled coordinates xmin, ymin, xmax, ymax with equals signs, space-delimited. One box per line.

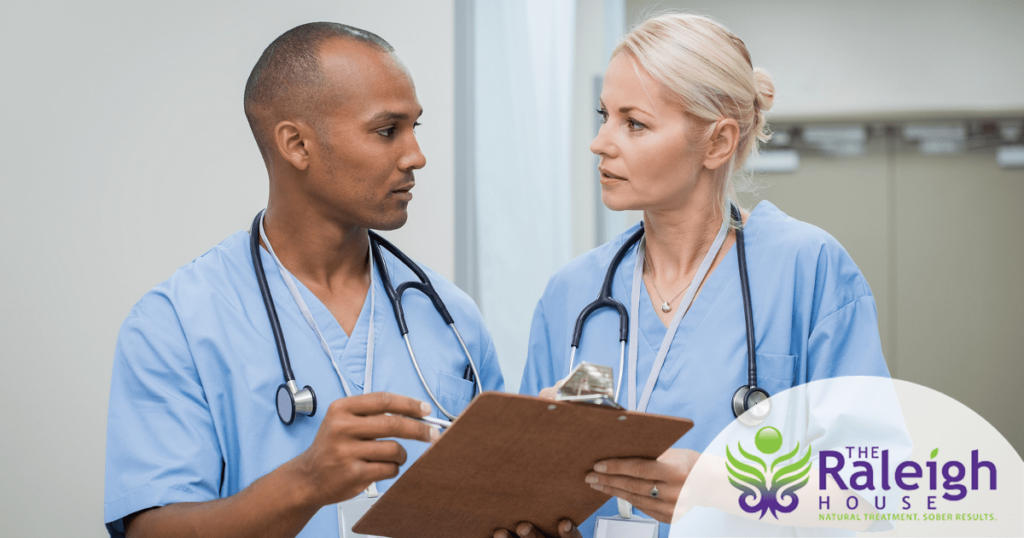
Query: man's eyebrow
xmin=366 ymin=109 xmax=424 ymax=124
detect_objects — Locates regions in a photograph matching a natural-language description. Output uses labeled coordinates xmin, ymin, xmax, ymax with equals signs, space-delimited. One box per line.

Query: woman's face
xmin=591 ymin=53 xmax=709 ymax=212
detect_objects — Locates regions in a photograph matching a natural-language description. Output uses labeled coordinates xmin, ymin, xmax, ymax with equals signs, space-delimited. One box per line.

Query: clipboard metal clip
xmin=555 ymin=362 xmax=624 ymax=409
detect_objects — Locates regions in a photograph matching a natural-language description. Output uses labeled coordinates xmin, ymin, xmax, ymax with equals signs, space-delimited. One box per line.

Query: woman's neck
xmin=642 ymin=200 xmax=725 ymax=284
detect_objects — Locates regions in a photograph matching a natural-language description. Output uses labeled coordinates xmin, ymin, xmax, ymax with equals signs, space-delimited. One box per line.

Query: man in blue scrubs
xmin=104 ymin=23 xmax=503 ymax=537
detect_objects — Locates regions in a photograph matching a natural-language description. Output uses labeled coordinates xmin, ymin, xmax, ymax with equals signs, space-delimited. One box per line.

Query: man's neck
xmin=262 ymin=202 xmax=371 ymax=294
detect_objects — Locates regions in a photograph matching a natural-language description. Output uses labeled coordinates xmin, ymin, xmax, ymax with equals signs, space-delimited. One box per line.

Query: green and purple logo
xmin=726 ymin=426 xmax=813 ymax=519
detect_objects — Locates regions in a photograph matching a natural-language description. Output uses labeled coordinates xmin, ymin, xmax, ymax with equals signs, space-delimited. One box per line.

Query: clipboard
xmin=352 ymin=392 xmax=693 ymax=538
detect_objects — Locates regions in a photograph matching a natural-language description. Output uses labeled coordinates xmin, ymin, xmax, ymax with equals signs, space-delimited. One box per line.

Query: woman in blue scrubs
xmin=503 ymin=13 xmax=889 ymax=538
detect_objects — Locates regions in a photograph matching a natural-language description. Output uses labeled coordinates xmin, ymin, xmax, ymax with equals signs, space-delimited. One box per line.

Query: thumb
xmin=557 ymin=519 xmax=582 ymax=538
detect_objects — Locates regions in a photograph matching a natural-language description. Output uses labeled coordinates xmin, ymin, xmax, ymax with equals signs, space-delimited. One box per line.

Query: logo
xmin=726 ymin=426 xmax=812 ymax=519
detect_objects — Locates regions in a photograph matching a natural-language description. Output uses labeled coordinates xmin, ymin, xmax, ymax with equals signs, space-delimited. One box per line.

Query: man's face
xmin=304 ymin=39 xmax=425 ymax=230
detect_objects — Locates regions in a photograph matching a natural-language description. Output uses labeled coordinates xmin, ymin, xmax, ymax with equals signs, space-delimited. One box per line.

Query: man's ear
xmin=272 ymin=120 xmax=312 ymax=171
xmin=703 ymin=118 xmax=740 ymax=171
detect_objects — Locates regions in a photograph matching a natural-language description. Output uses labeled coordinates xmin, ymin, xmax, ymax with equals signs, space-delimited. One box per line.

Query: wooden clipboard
xmin=352 ymin=392 xmax=693 ymax=538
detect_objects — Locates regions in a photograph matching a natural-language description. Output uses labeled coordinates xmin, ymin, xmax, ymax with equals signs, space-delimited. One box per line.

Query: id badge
xmin=337 ymin=494 xmax=378 ymax=538
xmin=593 ymin=515 xmax=659 ymax=538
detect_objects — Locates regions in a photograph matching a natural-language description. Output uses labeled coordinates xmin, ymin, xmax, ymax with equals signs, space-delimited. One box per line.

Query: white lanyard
xmin=626 ymin=217 xmax=730 ymax=413
xmin=258 ymin=216 xmax=375 ymax=397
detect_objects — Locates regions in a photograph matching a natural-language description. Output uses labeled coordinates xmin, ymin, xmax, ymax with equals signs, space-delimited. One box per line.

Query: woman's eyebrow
xmin=617 ymin=104 xmax=655 ymax=118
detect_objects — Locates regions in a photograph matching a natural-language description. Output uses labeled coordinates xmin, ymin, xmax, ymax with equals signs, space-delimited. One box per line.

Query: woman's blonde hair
xmin=614 ymin=12 xmax=774 ymax=225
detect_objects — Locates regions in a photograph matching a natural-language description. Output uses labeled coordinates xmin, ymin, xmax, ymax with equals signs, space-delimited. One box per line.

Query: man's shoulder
xmin=127 ymin=231 xmax=250 ymax=325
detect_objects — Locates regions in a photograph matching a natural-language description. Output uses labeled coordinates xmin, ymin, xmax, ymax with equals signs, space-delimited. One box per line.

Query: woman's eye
xmin=377 ymin=127 xmax=396 ymax=138
xmin=596 ymin=108 xmax=609 ymax=123
xmin=627 ymin=119 xmax=646 ymax=131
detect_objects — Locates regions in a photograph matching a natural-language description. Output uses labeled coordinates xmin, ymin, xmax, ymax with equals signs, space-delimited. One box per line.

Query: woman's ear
xmin=703 ymin=118 xmax=740 ymax=171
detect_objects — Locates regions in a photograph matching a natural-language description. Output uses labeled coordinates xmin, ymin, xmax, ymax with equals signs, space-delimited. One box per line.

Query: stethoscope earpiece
xmin=276 ymin=381 xmax=317 ymax=425
xmin=732 ymin=385 xmax=771 ymax=426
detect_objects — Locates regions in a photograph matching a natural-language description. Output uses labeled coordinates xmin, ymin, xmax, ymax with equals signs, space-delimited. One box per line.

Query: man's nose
xmin=400 ymin=136 xmax=427 ymax=171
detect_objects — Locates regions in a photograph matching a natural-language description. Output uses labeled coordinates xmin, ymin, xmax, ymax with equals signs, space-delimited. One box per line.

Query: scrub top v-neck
xmin=520 ymin=200 xmax=890 ymax=538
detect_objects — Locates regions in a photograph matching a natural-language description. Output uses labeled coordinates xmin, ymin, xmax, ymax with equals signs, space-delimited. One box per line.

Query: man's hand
xmin=492 ymin=519 xmax=582 ymax=538
xmin=289 ymin=392 xmax=438 ymax=507
xmin=127 ymin=392 xmax=437 ymax=538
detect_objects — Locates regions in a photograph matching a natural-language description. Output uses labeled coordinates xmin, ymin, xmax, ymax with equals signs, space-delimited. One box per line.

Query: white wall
xmin=0 ymin=1 xmax=454 ymax=536
xmin=473 ymin=0 xmax=577 ymax=392
xmin=625 ymin=0 xmax=1024 ymax=120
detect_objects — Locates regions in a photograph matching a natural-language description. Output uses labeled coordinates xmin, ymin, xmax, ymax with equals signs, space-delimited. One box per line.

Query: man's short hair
xmin=243 ymin=22 xmax=394 ymax=161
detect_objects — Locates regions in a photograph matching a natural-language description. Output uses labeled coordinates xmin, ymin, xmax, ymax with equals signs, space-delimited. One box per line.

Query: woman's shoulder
xmin=540 ymin=221 xmax=643 ymax=301
xmin=749 ymin=201 xmax=841 ymax=252
xmin=751 ymin=201 xmax=862 ymax=267
xmin=749 ymin=200 xmax=873 ymax=305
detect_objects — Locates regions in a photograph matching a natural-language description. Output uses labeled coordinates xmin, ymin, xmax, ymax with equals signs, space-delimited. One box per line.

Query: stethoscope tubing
xmin=250 ymin=210 xmax=296 ymax=383
xmin=570 ymin=203 xmax=762 ymax=413
xmin=732 ymin=204 xmax=758 ymax=389
xmin=251 ymin=210 xmax=483 ymax=423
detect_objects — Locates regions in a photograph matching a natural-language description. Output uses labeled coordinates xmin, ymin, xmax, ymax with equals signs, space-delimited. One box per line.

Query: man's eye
xmin=377 ymin=127 xmax=396 ymax=137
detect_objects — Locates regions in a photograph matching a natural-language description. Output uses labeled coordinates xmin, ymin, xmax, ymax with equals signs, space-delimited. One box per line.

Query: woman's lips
xmin=599 ymin=168 xmax=627 ymax=184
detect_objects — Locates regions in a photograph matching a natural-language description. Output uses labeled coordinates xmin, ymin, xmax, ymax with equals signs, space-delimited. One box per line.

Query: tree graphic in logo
xmin=725 ymin=426 xmax=812 ymax=519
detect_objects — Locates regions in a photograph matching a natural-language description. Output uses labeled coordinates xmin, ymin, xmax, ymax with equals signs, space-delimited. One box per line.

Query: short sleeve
xmin=519 ymin=299 xmax=558 ymax=396
xmin=806 ymin=294 xmax=890 ymax=382
xmin=479 ymin=332 xmax=506 ymax=393
xmin=104 ymin=297 xmax=223 ymax=537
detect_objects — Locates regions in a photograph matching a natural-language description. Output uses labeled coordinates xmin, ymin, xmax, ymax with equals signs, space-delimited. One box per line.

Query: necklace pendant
xmin=661 ymin=302 xmax=671 ymax=313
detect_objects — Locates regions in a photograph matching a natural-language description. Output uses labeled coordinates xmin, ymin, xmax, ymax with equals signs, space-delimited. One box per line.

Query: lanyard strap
xmin=627 ymin=216 xmax=730 ymax=412
xmin=258 ymin=215 xmax=375 ymax=397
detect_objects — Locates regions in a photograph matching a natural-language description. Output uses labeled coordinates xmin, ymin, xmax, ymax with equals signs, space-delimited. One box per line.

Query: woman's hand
xmin=492 ymin=519 xmax=581 ymax=538
xmin=538 ymin=385 xmax=558 ymax=400
xmin=584 ymin=448 xmax=700 ymax=524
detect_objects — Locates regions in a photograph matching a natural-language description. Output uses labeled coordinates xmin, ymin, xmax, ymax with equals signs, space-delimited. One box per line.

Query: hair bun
xmin=753 ymin=67 xmax=775 ymax=113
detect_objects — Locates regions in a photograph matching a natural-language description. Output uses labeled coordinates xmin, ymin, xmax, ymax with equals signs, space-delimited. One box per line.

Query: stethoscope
xmin=569 ymin=204 xmax=771 ymax=425
xmin=249 ymin=210 xmax=483 ymax=425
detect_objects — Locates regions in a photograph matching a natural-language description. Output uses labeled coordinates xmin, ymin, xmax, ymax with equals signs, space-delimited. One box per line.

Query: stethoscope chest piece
xmin=277 ymin=381 xmax=316 ymax=426
xmin=732 ymin=385 xmax=771 ymax=426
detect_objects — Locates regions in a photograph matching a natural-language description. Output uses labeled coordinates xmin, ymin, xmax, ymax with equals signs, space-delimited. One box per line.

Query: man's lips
xmin=391 ymin=182 xmax=415 ymax=200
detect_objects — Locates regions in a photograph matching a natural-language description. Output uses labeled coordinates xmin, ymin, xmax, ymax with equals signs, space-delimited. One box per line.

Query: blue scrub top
xmin=520 ymin=201 xmax=889 ymax=537
xmin=104 ymin=231 xmax=504 ymax=537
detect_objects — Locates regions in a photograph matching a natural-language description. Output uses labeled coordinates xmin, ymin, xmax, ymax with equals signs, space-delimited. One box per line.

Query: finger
xmin=514 ymin=522 xmax=543 ymax=538
xmin=593 ymin=457 xmax=661 ymax=481
xmin=353 ymin=461 xmax=402 ymax=484
xmin=588 ymin=484 xmax=672 ymax=523
xmin=493 ymin=529 xmax=510 ymax=538
xmin=586 ymin=472 xmax=661 ymax=499
xmin=356 ymin=440 xmax=409 ymax=466
xmin=337 ymin=392 xmax=432 ymax=418
xmin=557 ymin=519 xmax=583 ymax=538
xmin=344 ymin=413 xmax=436 ymax=443
xmin=538 ymin=386 xmax=558 ymax=400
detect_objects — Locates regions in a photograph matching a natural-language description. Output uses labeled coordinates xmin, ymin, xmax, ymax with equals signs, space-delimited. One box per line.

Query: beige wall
xmin=742 ymin=136 xmax=1024 ymax=455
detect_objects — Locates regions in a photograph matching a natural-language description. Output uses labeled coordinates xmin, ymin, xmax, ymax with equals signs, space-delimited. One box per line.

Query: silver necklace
xmin=643 ymin=242 xmax=689 ymax=313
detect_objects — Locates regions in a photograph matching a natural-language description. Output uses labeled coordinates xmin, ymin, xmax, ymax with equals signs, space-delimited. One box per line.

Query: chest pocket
xmin=436 ymin=371 xmax=476 ymax=418
xmin=755 ymin=353 xmax=799 ymax=397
